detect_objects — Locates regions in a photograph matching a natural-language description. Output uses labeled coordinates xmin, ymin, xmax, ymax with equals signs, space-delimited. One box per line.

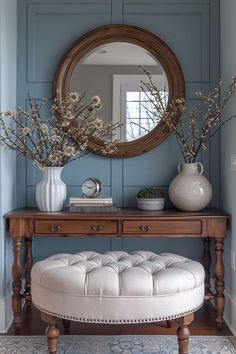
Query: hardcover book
xmin=69 ymin=197 xmax=113 ymax=206
xmin=69 ymin=205 xmax=118 ymax=213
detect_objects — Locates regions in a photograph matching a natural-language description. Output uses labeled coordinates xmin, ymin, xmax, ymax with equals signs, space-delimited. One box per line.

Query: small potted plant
xmin=136 ymin=187 xmax=165 ymax=211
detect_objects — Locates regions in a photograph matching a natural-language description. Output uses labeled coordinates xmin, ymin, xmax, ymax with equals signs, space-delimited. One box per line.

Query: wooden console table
xmin=5 ymin=208 xmax=229 ymax=329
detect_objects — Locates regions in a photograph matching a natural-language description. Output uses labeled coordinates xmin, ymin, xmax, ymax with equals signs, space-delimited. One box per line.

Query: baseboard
xmin=210 ymin=278 xmax=236 ymax=336
xmin=223 ymin=288 xmax=236 ymax=337
xmin=0 ymin=294 xmax=13 ymax=333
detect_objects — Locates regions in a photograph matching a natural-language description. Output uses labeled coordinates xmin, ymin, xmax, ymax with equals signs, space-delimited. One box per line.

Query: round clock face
xmin=81 ymin=178 xmax=102 ymax=198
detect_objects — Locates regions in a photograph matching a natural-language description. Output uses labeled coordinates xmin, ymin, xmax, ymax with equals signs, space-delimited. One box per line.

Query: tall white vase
xmin=36 ymin=167 xmax=66 ymax=212
xmin=168 ymin=162 xmax=212 ymax=211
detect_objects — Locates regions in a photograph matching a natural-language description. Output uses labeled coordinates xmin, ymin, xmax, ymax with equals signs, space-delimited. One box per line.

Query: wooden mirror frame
xmin=54 ymin=24 xmax=185 ymax=158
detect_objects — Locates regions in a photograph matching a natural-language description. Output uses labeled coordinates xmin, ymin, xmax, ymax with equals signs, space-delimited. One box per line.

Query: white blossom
xmin=69 ymin=92 xmax=80 ymax=103
xmin=22 ymin=127 xmax=31 ymax=135
xmin=0 ymin=90 xmax=120 ymax=167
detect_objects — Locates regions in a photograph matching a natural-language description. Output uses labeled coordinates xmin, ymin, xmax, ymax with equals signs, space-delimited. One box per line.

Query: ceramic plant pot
xmin=137 ymin=197 xmax=165 ymax=211
xmin=168 ymin=162 xmax=212 ymax=211
xmin=36 ymin=167 xmax=66 ymax=212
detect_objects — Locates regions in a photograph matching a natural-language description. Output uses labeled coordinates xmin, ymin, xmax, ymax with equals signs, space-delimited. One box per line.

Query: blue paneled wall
xmin=17 ymin=0 xmax=220 ymax=262
xmin=220 ymin=0 xmax=236 ymax=333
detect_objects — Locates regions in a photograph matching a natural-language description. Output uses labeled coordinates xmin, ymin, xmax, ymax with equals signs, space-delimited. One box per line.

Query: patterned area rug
xmin=0 ymin=335 xmax=236 ymax=354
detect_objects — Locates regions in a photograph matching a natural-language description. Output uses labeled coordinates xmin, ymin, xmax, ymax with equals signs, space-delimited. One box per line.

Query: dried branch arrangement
xmin=0 ymin=90 xmax=119 ymax=168
xmin=141 ymin=67 xmax=236 ymax=163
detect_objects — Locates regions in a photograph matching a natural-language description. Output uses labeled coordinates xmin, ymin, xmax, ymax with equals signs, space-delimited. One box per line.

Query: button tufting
xmin=32 ymin=250 xmax=205 ymax=324
xmin=32 ymin=251 xmax=204 ymax=297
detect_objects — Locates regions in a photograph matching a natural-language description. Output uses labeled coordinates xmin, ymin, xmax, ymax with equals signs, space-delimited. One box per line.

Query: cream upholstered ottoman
xmin=31 ymin=251 xmax=205 ymax=354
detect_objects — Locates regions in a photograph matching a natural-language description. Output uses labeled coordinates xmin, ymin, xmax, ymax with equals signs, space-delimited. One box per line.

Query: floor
xmin=7 ymin=303 xmax=231 ymax=336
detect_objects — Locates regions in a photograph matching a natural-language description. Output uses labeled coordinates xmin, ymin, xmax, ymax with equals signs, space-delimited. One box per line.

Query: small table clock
xmin=81 ymin=177 xmax=102 ymax=198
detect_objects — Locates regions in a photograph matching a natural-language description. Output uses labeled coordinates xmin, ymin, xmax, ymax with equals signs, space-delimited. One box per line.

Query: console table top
xmin=5 ymin=207 xmax=230 ymax=220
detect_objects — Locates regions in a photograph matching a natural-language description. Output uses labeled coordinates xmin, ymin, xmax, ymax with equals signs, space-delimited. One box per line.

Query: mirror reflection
xmin=70 ymin=42 xmax=169 ymax=142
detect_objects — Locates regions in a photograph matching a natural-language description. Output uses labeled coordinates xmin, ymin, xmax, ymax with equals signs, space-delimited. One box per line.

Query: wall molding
xmin=27 ymin=3 xmax=112 ymax=83
xmin=27 ymin=2 xmax=210 ymax=83
xmin=28 ymin=0 xmax=111 ymax=3
xmin=210 ymin=278 xmax=236 ymax=336
xmin=223 ymin=288 xmax=236 ymax=337
xmin=0 ymin=294 xmax=13 ymax=333
xmin=124 ymin=3 xmax=210 ymax=83
xmin=125 ymin=0 xmax=210 ymax=3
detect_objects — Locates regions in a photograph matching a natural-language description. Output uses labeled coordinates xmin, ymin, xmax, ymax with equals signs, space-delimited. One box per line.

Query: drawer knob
xmin=91 ymin=225 xmax=102 ymax=232
xmin=49 ymin=225 xmax=61 ymax=232
xmin=139 ymin=225 xmax=151 ymax=232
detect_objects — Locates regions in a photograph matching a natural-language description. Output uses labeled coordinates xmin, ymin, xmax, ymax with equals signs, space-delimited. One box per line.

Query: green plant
xmin=137 ymin=187 xmax=164 ymax=199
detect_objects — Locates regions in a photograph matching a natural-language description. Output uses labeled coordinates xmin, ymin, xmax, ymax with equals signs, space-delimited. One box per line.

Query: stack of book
xmin=69 ymin=197 xmax=118 ymax=212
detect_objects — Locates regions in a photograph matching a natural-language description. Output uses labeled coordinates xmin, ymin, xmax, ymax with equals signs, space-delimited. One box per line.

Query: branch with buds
xmin=0 ymin=90 xmax=120 ymax=168
xmin=141 ymin=67 xmax=236 ymax=163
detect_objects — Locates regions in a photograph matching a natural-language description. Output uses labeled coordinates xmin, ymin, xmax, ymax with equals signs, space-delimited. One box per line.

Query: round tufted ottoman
xmin=31 ymin=251 xmax=205 ymax=354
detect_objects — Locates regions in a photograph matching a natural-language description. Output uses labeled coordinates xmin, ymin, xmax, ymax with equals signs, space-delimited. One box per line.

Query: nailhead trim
xmin=33 ymin=302 xmax=203 ymax=324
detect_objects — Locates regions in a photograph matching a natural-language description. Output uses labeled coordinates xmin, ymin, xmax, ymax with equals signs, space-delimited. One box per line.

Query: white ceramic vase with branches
xmin=140 ymin=68 xmax=236 ymax=210
xmin=0 ymin=90 xmax=120 ymax=211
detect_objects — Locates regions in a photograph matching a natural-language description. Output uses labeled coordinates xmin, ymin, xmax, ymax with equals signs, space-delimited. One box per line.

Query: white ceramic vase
xmin=36 ymin=167 xmax=66 ymax=212
xmin=168 ymin=162 xmax=212 ymax=211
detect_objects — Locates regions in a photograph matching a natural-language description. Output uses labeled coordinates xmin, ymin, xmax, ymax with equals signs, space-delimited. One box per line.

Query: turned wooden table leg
xmin=214 ymin=238 xmax=225 ymax=327
xmin=203 ymin=237 xmax=213 ymax=303
xmin=41 ymin=312 xmax=60 ymax=354
xmin=12 ymin=237 xmax=23 ymax=329
xmin=176 ymin=313 xmax=194 ymax=354
xmin=24 ymin=237 xmax=32 ymax=305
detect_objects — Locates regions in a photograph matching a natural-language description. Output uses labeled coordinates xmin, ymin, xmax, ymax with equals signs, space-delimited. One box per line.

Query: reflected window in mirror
xmin=112 ymin=74 xmax=168 ymax=141
xmin=70 ymin=42 xmax=169 ymax=143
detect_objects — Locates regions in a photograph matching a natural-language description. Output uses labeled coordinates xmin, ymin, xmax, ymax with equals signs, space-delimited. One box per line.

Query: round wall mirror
xmin=54 ymin=25 xmax=185 ymax=158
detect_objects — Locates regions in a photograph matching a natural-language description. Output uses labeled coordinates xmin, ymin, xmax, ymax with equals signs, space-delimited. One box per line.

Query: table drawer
xmin=34 ymin=220 xmax=118 ymax=234
xmin=123 ymin=220 xmax=201 ymax=235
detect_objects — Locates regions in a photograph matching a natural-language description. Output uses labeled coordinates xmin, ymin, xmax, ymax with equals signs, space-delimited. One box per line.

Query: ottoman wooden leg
xmin=176 ymin=313 xmax=194 ymax=354
xmin=41 ymin=312 xmax=60 ymax=354
xmin=166 ymin=320 xmax=174 ymax=328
